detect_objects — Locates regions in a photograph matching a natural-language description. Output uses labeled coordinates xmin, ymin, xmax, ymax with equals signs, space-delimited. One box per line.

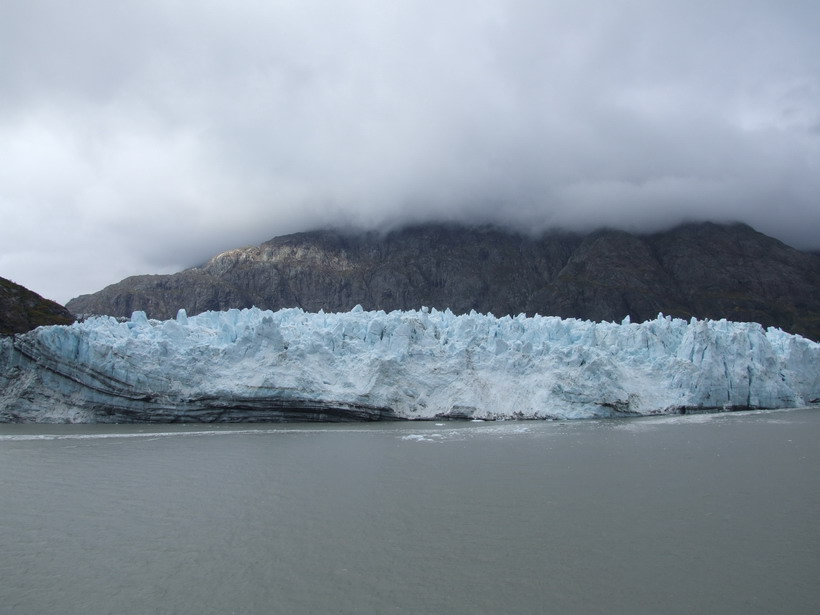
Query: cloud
xmin=2 ymin=0 xmax=819 ymax=302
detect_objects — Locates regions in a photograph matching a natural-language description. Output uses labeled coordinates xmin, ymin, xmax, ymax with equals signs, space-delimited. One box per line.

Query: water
xmin=1 ymin=409 xmax=819 ymax=615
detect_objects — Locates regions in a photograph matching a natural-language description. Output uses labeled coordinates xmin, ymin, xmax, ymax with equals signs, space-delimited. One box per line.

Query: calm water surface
xmin=1 ymin=408 xmax=819 ymax=615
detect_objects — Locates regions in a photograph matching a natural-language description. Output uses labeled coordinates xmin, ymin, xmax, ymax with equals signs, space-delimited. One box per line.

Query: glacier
xmin=0 ymin=306 xmax=818 ymax=423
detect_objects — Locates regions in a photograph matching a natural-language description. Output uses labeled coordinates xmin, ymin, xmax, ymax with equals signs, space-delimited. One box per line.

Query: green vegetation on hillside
xmin=0 ymin=277 xmax=75 ymax=336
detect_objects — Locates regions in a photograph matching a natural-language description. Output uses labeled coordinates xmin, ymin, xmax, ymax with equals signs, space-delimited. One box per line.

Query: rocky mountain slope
xmin=66 ymin=222 xmax=820 ymax=341
xmin=1 ymin=277 xmax=75 ymax=336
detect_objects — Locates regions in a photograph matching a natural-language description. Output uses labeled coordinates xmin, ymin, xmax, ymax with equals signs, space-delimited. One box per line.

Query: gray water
xmin=1 ymin=409 xmax=819 ymax=615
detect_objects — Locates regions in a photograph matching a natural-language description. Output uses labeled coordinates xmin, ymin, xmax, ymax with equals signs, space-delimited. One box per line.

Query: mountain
xmin=66 ymin=222 xmax=820 ymax=341
xmin=0 ymin=277 xmax=75 ymax=336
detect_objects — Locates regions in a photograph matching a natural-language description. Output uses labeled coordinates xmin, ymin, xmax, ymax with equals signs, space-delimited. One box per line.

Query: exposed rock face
xmin=66 ymin=223 xmax=820 ymax=341
xmin=0 ymin=277 xmax=74 ymax=336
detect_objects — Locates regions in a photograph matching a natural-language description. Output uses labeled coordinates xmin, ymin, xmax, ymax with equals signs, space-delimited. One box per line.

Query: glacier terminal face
xmin=0 ymin=307 xmax=818 ymax=423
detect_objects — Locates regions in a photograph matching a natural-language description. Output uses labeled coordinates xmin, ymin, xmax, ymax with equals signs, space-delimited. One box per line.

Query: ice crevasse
xmin=0 ymin=306 xmax=818 ymax=423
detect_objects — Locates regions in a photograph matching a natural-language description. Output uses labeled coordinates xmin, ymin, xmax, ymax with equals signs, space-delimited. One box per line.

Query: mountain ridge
xmin=66 ymin=222 xmax=820 ymax=341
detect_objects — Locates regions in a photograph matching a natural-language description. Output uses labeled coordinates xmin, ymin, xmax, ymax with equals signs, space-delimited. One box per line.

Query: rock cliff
xmin=66 ymin=222 xmax=820 ymax=341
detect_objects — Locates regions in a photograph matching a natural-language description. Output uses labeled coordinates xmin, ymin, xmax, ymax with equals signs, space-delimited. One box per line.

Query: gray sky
xmin=2 ymin=0 xmax=819 ymax=303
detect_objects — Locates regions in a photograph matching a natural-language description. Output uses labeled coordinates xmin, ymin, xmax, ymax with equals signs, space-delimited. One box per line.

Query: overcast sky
xmin=2 ymin=1 xmax=819 ymax=303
